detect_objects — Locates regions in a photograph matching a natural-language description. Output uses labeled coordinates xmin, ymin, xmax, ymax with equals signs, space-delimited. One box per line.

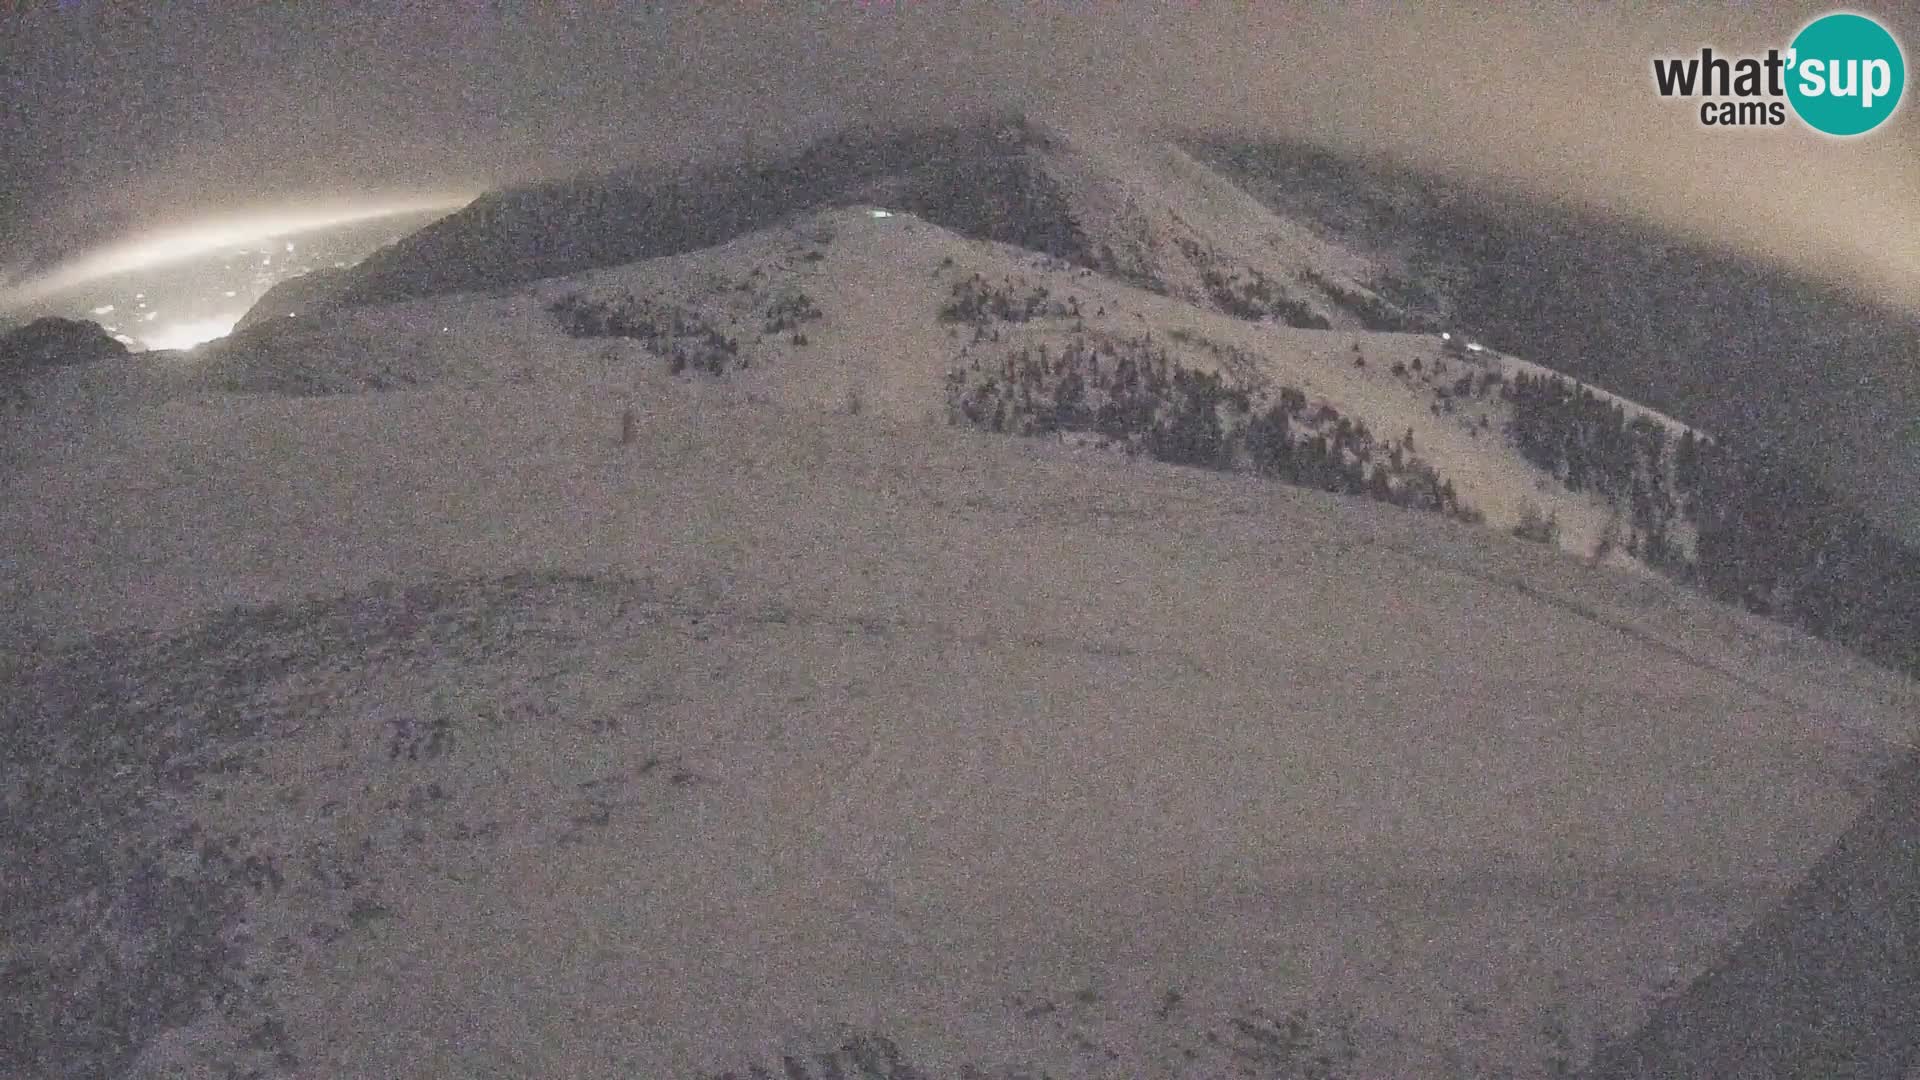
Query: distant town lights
xmin=140 ymin=314 xmax=247 ymax=351
xmin=0 ymin=195 xmax=475 ymax=310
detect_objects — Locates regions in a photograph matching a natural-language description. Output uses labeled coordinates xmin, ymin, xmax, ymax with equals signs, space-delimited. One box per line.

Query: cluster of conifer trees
xmin=1503 ymin=370 xmax=1686 ymax=566
xmin=548 ymin=291 xmax=742 ymax=375
xmin=1198 ymin=268 xmax=1330 ymax=329
xmin=944 ymin=334 xmax=1477 ymax=521
xmin=937 ymin=274 xmax=1079 ymax=326
xmin=1505 ymin=367 xmax=1920 ymax=678
xmin=1298 ymin=270 xmax=1425 ymax=332
xmin=1686 ymin=441 xmax=1920 ymax=676
xmin=762 ymin=292 xmax=824 ymax=334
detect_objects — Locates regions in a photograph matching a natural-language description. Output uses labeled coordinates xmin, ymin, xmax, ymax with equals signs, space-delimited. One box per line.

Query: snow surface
xmin=485 ymin=208 xmax=1692 ymax=570
xmin=5 ymin=205 xmax=1916 ymax=1078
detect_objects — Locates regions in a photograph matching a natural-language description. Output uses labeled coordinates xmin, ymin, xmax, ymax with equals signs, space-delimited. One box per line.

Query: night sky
xmin=2 ymin=2 xmax=1916 ymax=313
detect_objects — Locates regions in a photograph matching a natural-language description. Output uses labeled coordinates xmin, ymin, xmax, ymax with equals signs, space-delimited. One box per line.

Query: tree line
xmin=1505 ymin=367 xmax=1920 ymax=679
xmin=944 ymin=332 xmax=1479 ymax=522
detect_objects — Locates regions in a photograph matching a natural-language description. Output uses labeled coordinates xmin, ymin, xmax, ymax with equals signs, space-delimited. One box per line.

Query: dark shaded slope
xmin=1 ymin=316 xmax=128 ymax=408
xmin=1583 ymin=744 xmax=1920 ymax=1079
xmin=1 ymin=315 xmax=127 ymax=369
xmin=234 ymin=265 xmax=355 ymax=332
xmin=309 ymin=114 xmax=1090 ymax=314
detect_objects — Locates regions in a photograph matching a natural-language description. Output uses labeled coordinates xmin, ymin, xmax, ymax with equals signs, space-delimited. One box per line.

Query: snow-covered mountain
xmin=6 ymin=118 xmax=1918 ymax=1079
xmin=207 ymin=201 xmax=1700 ymax=574
xmin=244 ymin=116 xmax=1407 ymax=334
xmin=7 ymin=262 xmax=1913 ymax=1077
xmin=1188 ymin=134 xmax=1920 ymax=549
xmin=227 ymin=115 xmax=1918 ymax=650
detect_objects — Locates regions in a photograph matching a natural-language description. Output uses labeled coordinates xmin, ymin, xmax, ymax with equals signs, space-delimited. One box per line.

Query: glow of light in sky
xmin=140 ymin=313 xmax=250 ymax=352
xmin=0 ymin=193 xmax=477 ymax=311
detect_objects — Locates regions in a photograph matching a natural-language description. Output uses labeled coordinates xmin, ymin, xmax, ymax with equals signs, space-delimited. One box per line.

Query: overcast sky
xmin=2 ymin=2 xmax=1915 ymax=312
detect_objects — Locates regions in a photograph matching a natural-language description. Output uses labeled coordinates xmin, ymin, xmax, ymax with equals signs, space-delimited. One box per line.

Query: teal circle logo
xmin=1786 ymin=12 xmax=1906 ymax=136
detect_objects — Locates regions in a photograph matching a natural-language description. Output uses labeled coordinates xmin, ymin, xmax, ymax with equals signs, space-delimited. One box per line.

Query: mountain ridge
xmin=243 ymin=115 xmax=1414 ymax=337
xmin=1186 ymin=133 xmax=1920 ymax=545
xmin=8 ymin=134 xmax=1920 ymax=1076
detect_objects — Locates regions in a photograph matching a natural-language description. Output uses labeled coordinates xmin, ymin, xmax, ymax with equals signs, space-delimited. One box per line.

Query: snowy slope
xmin=188 ymin=207 xmax=1699 ymax=573
xmin=8 ymin=156 xmax=1913 ymax=1078
xmin=240 ymin=117 xmax=1418 ymax=340
xmin=1026 ymin=125 xmax=1393 ymax=324
xmin=3 ymin=337 xmax=1914 ymax=1077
